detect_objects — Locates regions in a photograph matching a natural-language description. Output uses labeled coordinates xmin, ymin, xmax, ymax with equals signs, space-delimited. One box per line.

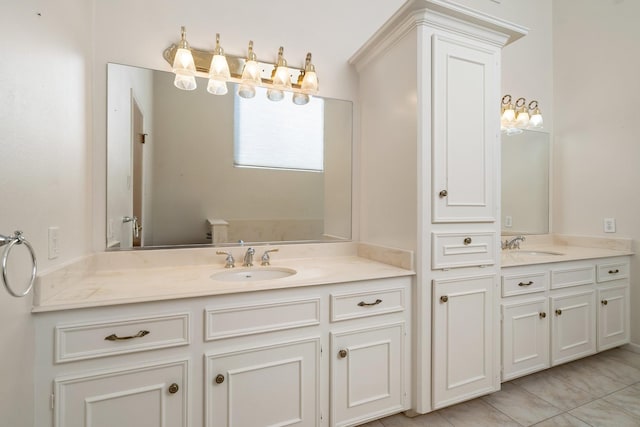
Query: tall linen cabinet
xmin=350 ymin=0 xmax=526 ymax=413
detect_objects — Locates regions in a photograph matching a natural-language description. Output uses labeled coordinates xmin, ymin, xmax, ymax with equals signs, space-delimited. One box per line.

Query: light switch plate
xmin=604 ymin=218 xmax=616 ymax=233
xmin=48 ymin=227 xmax=60 ymax=259
xmin=504 ymin=216 xmax=512 ymax=228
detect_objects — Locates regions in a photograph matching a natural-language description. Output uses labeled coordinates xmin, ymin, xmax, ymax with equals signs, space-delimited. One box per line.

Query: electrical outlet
xmin=504 ymin=216 xmax=513 ymax=228
xmin=48 ymin=227 xmax=60 ymax=259
xmin=604 ymin=218 xmax=616 ymax=233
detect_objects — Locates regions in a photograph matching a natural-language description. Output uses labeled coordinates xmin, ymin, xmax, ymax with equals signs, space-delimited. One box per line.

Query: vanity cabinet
xmin=350 ymin=0 xmax=525 ymax=413
xmin=34 ymin=276 xmax=412 ymax=427
xmin=500 ymin=256 xmax=630 ymax=381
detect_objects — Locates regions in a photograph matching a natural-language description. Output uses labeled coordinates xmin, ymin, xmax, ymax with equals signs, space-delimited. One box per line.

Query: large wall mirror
xmin=107 ymin=63 xmax=352 ymax=249
xmin=501 ymin=130 xmax=550 ymax=235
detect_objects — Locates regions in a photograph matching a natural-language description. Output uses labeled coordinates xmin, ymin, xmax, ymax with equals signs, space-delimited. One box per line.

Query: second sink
xmin=211 ymin=267 xmax=297 ymax=282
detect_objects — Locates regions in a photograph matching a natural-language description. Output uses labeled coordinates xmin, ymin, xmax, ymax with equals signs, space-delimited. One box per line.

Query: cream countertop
xmin=32 ymin=242 xmax=415 ymax=312
xmin=501 ymin=234 xmax=634 ymax=267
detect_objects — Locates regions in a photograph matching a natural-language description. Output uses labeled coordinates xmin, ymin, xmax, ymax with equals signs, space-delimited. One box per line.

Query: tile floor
xmin=361 ymin=347 xmax=640 ymax=427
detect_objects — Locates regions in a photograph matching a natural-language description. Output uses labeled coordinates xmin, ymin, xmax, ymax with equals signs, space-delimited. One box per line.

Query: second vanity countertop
xmin=32 ymin=242 xmax=415 ymax=312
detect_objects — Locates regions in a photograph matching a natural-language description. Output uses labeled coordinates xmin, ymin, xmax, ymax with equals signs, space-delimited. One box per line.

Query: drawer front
xmin=502 ymin=271 xmax=548 ymax=297
xmin=597 ymin=261 xmax=629 ymax=283
xmin=55 ymin=313 xmax=190 ymax=363
xmin=550 ymin=265 xmax=595 ymax=290
xmin=432 ymin=232 xmax=496 ymax=269
xmin=205 ymin=297 xmax=320 ymax=341
xmin=331 ymin=287 xmax=406 ymax=322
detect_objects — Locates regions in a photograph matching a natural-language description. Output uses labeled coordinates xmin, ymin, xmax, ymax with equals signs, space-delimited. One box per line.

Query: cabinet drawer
xmin=502 ymin=271 xmax=548 ymax=297
xmin=330 ymin=287 xmax=405 ymax=322
xmin=550 ymin=265 xmax=595 ymax=290
xmin=432 ymin=232 xmax=496 ymax=269
xmin=597 ymin=261 xmax=629 ymax=283
xmin=205 ymin=297 xmax=320 ymax=341
xmin=55 ymin=313 xmax=190 ymax=363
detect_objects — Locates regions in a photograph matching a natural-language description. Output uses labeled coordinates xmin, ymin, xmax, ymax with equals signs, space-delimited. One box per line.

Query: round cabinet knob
xmin=601 ymin=299 xmax=608 ymax=306
xmin=463 ymin=237 xmax=472 ymax=245
xmin=555 ymin=309 xmax=562 ymax=316
xmin=338 ymin=349 xmax=347 ymax=359
xmin=168 ymin=383 xmax=179 ymax=394
xmin=215 ymin=374 xmax=225 ymax=384
xmin=539 ymin=312 xmax=547 ymax=319
xmin=440 ymin=295 xmax=449 ymax=303
xmin=439 ymin=190 xmax=448 ymax=198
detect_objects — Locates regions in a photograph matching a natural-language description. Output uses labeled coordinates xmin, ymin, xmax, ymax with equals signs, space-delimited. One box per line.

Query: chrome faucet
xmin=502 ymin=235 xmax=526 ymax=250
xmin=243 ymin=247 xmax=255 ymax=267
xmin=216 ymin=251 xmax=235 ymax=268
xmin=261 ymin=248 xmax=279 ymax=266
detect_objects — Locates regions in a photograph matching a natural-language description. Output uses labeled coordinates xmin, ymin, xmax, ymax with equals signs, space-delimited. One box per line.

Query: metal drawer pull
xmin=609 ymin=269 xmax=620 ymax=274
xmin=215 ymin=374 xmax=225 ymax=384
xmin=338 ymin=349 xmax=348 ymax=358
xmin=601 ymin=299 xmax=608 ymax=306
xmin=539 ymin=312 xmax=547 ymax=319
xmin=440 ymin=295 xmax=449 ymax=303
xmin=555 ymin=309 xmax=562 ymax=316
xmin=358 ymin=299 xmax=382 ymax=307
xmin=518 ymin=281 xmax=534 ymax=287
xmin=463 ymin=237 xmax=472 ymax=245
xmin=104 ymin=330 xmax=150 ymax=341
xmin=168 ymin=383 xmax=179 ymax=394
xmin=439 ymin=190 xmax=448 ymax=198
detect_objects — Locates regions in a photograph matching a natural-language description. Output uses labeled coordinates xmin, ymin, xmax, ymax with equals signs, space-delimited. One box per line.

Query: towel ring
xmin=0 ymin=231 xmax=37 ymax=298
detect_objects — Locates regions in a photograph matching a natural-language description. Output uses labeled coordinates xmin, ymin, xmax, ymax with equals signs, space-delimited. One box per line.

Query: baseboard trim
xmin=623 ymin=342 xmax=640 ymax=354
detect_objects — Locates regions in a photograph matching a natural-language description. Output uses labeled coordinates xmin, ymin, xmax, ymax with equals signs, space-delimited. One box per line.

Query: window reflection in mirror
xmin=501 ymin=130 xmax=550 ymax=235
xmin=106 ymin=63 xmax=352 ymax=249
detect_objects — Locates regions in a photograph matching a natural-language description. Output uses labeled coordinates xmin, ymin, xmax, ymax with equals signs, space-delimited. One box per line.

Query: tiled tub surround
xmin=33 ymin=242 xmax=414 ymax=311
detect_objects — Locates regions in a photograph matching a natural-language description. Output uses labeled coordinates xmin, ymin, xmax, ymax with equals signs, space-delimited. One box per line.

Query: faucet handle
xmin=261 ymin=248 xmax=279 ymax=266
xmin=216 ymin=251 xmax=235 ymax=268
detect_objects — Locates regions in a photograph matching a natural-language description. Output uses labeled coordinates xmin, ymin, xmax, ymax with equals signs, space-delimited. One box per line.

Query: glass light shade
xmin=241 ymin=60 xmax=262 ymax=85
xmin=174 ymin=74 xmax=196 ymax=91
xmin=209 ymin=54 xmax=230 ymax=81
xmin=529 ymin=113 xmax=543 ymax=128
xmin=301 ymin=71 xmax=318 ymax=94
xmin=272 ymin=65 xmax=292 ymax=89
xmin=207 ymin=78 xmax=228 ymax=95
xmin=238 ymin=84 xmax=256 ymax=99
xmin=516 ymin=110 xmax=530 ymax=127
xmin=172 ymin=48 xmax=196 ymax=76
xmin=267 ymin=88 xmax=285 ymax=102
xmin=292 ymin=92 xmax=310 ymax=105
xmin=501 ymin=108 xmax=516 ymax=123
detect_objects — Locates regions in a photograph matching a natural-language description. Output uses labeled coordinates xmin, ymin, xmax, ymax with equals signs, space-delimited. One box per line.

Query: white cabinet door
xmin=330 ymin=322 xmax=405 ymax=427
xmin=432 ymin=35 xmax=498 ymax=223
xmin=597 ymin=283 xmax=630 ymax=351
xmin=501 ymin=298 xmax=549 ymax=381
xmin=433 ymin=275 xmax=497 ymax=409
xmin=551 ymin=291 xmax=596 ymax=365
xmin=54 ymin=360 xmax=188 ymax=427
xmin=205 ymin=337 xmax=321 ymax=427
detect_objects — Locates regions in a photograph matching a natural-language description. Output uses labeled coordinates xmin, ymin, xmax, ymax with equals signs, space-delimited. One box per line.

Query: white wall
xmin=0 ymin=1 xmax=93 ymax=425
xmin=552 ymin=0 xmax=640 ymax=344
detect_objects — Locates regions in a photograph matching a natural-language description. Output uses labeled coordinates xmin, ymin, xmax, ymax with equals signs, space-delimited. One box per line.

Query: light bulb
xmin=292 ymin=92 xmax=310 ymax=105
xmin=172 ymin=26 xmax=197 ymax=90
xmin=207 ymin=79 xmax=228 ymax=95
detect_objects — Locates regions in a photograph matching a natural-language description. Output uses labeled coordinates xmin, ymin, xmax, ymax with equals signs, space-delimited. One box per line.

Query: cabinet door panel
xmin=598 ymin=284 xmax=630 ymax=350
xmin=206 ymin=337 xmax=320 ymax=427
xmin=432 ymin=35 xmax=498 ymax=223
xmin=433 ymin=275 xmax=496 ymax=409
xmin=551 ymin=291 xmax=596 ymax=365
xmin=331 ymin=322 xmax=405 ymax=427
xmin=501 ymin=298 xmax=549 ymax=381
xmin=54 ymin=360 xmax=188 ymax=427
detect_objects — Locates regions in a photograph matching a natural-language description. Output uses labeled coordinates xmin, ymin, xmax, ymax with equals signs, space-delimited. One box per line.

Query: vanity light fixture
xmin=207 ymin=33 xmax=231 ymax=95
xmin=172 ymin=26 xmax=197 ymax=91
xmin=163 ymin=27 xmax=319 ymax=105
xmin=501 ymin=94 xmax=544 ymax=135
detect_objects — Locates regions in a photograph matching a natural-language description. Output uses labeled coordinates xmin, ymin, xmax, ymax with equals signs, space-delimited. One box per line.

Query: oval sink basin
xmin=211 ymin=267 xmax=297 ymax=282
xmin=507 ymin=250 xmax=564 ymax=256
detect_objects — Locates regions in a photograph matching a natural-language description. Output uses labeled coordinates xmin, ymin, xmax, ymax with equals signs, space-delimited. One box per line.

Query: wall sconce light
xmin=501 ymin=95 xmax=544 ymax=135
xmin=163 ymin=27 xmax=319 ymax=105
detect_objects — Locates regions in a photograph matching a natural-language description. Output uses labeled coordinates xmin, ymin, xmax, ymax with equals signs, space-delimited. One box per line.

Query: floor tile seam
xmin=583 ymin=361 xmax=640 ymax=386
xmin=597 ymin=352 xmax=640 ymax=371
xmin=569 ymin=397 xmax=640 ymax=425
xmin=479 ymin=396 xmax=527 ymax=427
xmin=597 ymin=390 xmax=640 ymax=421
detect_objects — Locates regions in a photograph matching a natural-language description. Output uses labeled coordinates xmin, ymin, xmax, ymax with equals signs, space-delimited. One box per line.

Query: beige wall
xmin=552 ymin=0 xmax=640 ymax=344
xmin=0 ymin=1 xmax=93 ymax=425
